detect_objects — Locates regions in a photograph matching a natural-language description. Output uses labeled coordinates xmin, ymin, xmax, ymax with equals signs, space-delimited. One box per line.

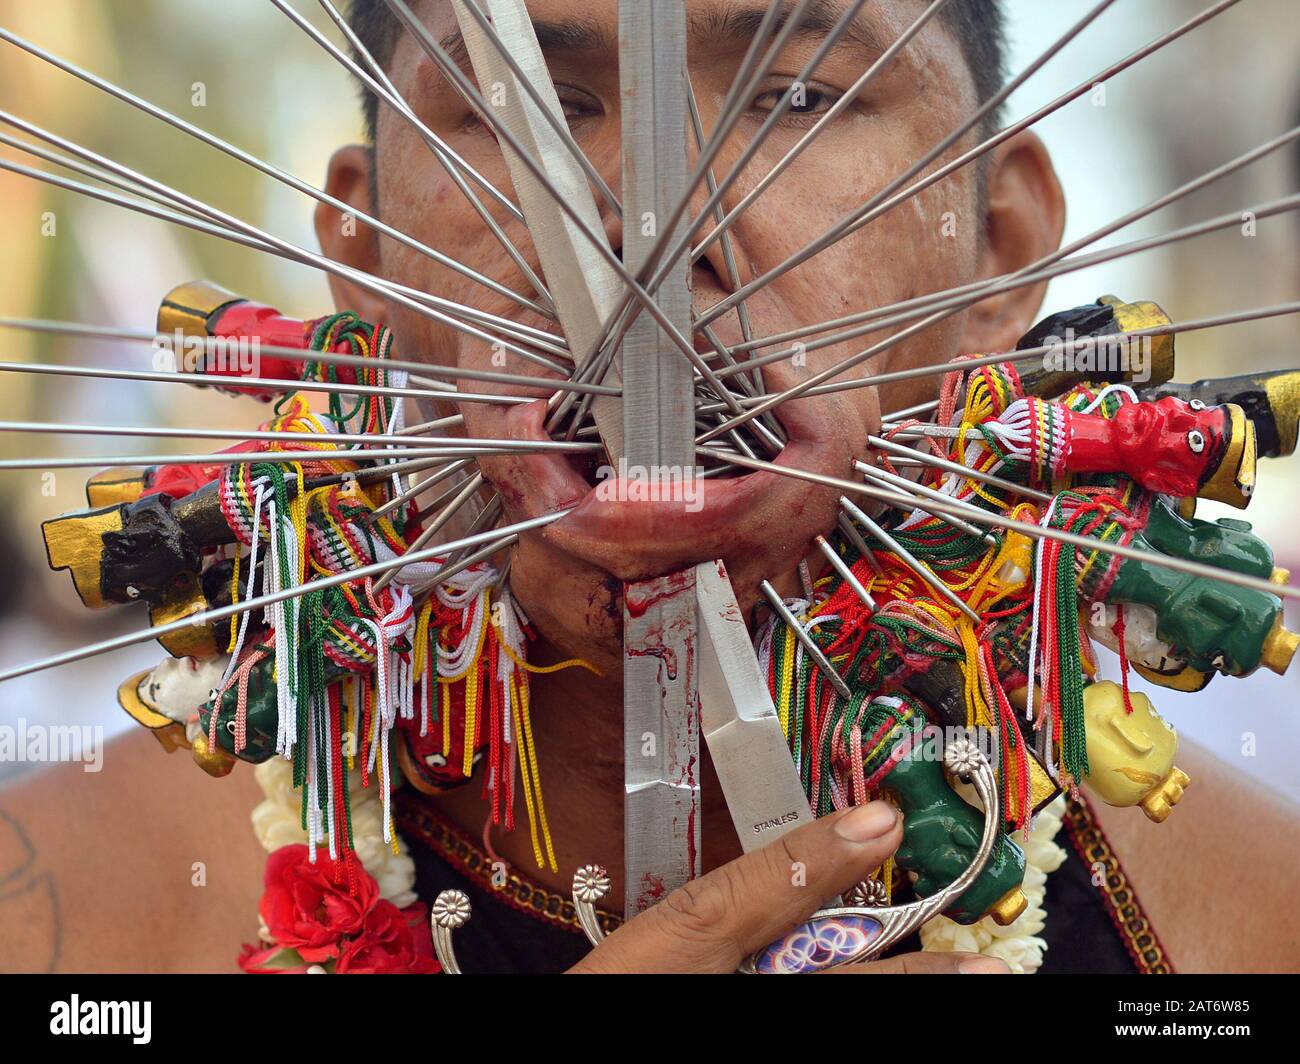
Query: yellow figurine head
xmin=1082 ymin=681 xmax=1189 ymax=822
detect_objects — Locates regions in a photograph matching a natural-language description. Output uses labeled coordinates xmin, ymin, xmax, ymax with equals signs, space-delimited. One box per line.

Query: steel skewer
xmin=697 ymin=448 xmax=1300 ymax=604
xmin=758 ymin=579 xmax=853 ymax=699
xmin=705 ymin=125 xmax=1300 ymax=378
xmin=0 ymin=25 xmax=554 ymax=320
xmin=865 ymin=438 xmax=1053 ymax=505
xmin=699 ymin=0 xmax=1236 ymax=328
xmin=272 ymin=0 xmax=556 ymax=309
xmin=0 ymin=322 xmax=611 ymax=396
xmin=0 ymin=510 xmax=571 ymax=684
xmin=0 ymin=109 xmax=571 ymax=374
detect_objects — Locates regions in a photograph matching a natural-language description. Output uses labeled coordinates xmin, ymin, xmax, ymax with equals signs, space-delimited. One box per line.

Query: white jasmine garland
xmin=919 ymin=795 xmax=1068 ymax=974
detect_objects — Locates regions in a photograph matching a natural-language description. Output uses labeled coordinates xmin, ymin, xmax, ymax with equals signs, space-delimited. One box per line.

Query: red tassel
xmin=1112 ymin=604 xmax=1137 ymax=715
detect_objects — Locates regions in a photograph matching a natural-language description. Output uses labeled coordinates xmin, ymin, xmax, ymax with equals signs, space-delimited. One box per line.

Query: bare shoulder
xmin=1089 ymin=738 xmax=1300 ymax=973
xmin=0 ymin=727 xmax=266 ymax=973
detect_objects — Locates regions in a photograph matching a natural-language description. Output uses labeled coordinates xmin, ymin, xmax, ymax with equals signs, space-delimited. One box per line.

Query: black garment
xmin=400 ymin=799 xmax=1146 ymax=974
xmin=411 ymin=846 xmax=596 ymax=974
xmin=1037 ymin=829 xmax=1140 ymax=974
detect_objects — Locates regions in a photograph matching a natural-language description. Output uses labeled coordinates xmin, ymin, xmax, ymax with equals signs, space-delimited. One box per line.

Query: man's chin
xmin=506 ymin=495 xmax=832 ymax=680
xmin=505 ymin=538 xmax=627 ymax=678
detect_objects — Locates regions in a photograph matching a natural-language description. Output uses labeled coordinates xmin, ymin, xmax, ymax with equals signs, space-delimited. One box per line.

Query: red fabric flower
xmin=237 ymin=942 xmax=311 ymax=974
xmin=336 ymin=901 xmax=439 ymax=975
xmin=258 ymin=844 xmax=378 ymax=963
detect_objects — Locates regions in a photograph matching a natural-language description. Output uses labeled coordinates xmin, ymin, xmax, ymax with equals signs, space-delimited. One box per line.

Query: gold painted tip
xmin=85 ymin=467 xmax=147 ymax=508
xmin=1261 ymin=613 xmax=1300 ymax=676
xmin=191 ymin=733 xmax=236 ymax=779
xmin=1199 ymin=403 xmax=1256 ymax=509
xmin=149 ymin=575 xmax=219 ymax=661
xmin=157 ymin=279 xmax=244 ymax=338
xmin=1263 ymin=371 xmax=1300 ymax=458
xmin=989 ymin=888 xmax=1029 ymax=927
xmin=1139 ymin=766 xmax=1190 ymax=823
xmin=1271 ymin=567 xmax=1291 ymax=586
xmin=41 ymin=506 xmax=124 ymax=609
xmin=1103 ymin=296 xmax=1176 ymax=386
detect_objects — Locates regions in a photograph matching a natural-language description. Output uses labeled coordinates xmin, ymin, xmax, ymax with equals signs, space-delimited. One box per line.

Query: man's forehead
xmin=423 ymin=0 xmax=898 ymax=64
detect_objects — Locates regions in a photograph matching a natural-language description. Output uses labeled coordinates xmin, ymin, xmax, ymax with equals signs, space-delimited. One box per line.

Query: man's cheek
xmin=381 ymin=172 xmax=533 ymax=305
xmin=456 ymin=397 xmax=512 ymax=447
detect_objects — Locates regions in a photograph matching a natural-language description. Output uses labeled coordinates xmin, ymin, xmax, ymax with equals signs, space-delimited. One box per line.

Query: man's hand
xmin=568 ymin=801 xmax=1010 ymax=974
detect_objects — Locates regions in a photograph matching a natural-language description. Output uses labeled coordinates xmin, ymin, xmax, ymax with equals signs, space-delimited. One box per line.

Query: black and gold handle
xmin=1142 ymin=369 xmax=1300 ymax=459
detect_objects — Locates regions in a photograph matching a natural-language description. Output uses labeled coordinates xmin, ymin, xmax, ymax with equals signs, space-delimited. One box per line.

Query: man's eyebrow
xmin=690 ymin=0 xmax=889 ymax=58
xmin=434 ymin=2 xmax=885 ymax=71
xmin=437 ymin=18 xmax=614 ymax=70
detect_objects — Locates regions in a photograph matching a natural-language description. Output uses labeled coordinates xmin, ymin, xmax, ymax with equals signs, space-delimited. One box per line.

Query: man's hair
xmin=345 ymin=0 xmax=1006 ymax=143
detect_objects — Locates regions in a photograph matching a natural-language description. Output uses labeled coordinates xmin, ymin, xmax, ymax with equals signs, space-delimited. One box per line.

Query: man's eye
xmin=751 ymin=84 xmax=840 ymax=118
xmin=555 ymin=87 xmax=603 ymax=122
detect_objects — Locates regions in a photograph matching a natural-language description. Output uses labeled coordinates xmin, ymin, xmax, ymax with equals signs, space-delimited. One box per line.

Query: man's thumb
xmin=572 ymin=801 xmax=902 ymax=974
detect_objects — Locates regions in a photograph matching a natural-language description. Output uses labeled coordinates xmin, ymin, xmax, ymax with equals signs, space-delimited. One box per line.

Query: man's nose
xmin=587 ymin=112 xmax=753 ymax=294
xmin=680 ymin=107 xmax=758 ymax=295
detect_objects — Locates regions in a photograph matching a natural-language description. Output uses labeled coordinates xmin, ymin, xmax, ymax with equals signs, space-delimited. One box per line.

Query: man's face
xmin=319 ymin=0 xmax=1064 ymax=678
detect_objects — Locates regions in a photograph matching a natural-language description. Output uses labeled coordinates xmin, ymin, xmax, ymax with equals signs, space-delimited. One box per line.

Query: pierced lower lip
xmin=564 ymin=395 xmax=806 ymax=507
xmin=579 ymin=418 xmax=817 ymax=500
xmin=542 ymin=436 xmax=839 ymax=581
xmin=482 ymin=391 xmax=847 ymax=579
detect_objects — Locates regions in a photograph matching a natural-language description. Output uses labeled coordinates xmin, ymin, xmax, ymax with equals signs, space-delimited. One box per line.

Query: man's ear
xmin=315 ymin=145 xmax=390 ymax=320
xmin=963 ymin=131 xmax=1066 ymax=352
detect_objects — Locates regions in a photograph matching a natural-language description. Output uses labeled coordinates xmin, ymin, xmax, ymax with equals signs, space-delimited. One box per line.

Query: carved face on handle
xmin=1082 ymin=681 xmax=1186 ymax=822
xmin=1070 ymin=396 xmax=1256 ymax=507
xmin=1069 ymin=397 xmax=1237 ymax=499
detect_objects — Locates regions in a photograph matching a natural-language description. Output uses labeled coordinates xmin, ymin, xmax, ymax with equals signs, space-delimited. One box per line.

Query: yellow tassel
xmin=517 ymin=673 xmax=558 ymax=873
xmin=411 ymin=600 xmax=434 ymax=679
xmin=457 ymin=604 xmax=492 ymax=778
xmin=462 ymin=658 xmax=480 ymax=780
xmin=226 ymin=545 xmax=242 ymax=652
xmin=440 ymin=672 xmax=452 ymax=758
xmin=957 ymin=620 xmax=995 ymax=732
xmin=287 ymin=462 xmax=310 ymax=584
xmin=509 ymin=673 xmax=545 ymax=869
xmin=343 ymin=678 xmax=356 ymax=772
xmin=778 ymin=625 xmax=796 ymax=738
xmin=498 ymin=639 xmax=601 ymax=677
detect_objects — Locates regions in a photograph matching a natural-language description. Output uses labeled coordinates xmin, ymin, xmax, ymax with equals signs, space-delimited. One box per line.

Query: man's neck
xmin=424 ymin=650 xmax=743 ymax=912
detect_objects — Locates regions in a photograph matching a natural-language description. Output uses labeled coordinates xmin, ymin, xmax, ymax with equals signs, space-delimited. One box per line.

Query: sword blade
xmin=624 ymin=570 xmax=701 ymax=913
xmin=696 ymin=560 xmax=813 ymax=854
xmin=618 ymin=0 xmax=699 ymax=916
